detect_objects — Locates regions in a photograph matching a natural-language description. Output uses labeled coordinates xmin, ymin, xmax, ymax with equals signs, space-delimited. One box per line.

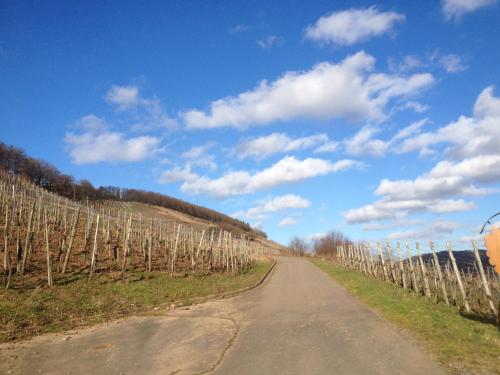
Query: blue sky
xmin=1 ymin=0 xmax=499 ymax=246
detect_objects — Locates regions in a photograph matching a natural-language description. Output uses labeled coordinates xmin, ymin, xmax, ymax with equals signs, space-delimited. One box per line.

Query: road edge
xmin=0 ymin=258 xmax=277 ymax=345
xmin=164 ymin=256 xmax=278 ymax=310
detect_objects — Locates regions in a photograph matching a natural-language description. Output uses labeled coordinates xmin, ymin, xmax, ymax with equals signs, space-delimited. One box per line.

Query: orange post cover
xmin=485 ymin=227 xmax=500 ymax=274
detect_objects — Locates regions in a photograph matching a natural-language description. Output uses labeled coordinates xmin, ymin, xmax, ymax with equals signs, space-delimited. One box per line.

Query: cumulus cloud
xmin=278 ymin=216 xmax=299 ymax=227
xmin=344 ymin=199 xmax=476 ymax=224
xmin=389 ymin=51 xmax=467 ymax=75
xmin=246 ymin=194 xmax=310 ymax=220
xmin=387 ymin=220 xmax=460 ymax=241
xmin=236 ymin=123 xmax=434 ymax=160
xmin=181 ymin=51 xmax=433 ymax=129
xmin=310 ymin=232 xmax=328 ymax=240
xmin=341 ymin=119 xmax=429 ymax=158
xmin=314 ymin=141 xmax=339 ymax=153
xmin=437 ymin=54 xmax=467 ymax=73
xmin=399 ymin=86 xmax=500 ymax=158
xmin=392 ymin=119 xmax=429 ymax=141
xmin=160 ymin=156 xmax=359 ymax=197
xmin=305 ymin=7 xmax=405 ymax=45
xmin=105 ymin=85 xmax=177 ymax=131
xmin=345 ymin=86 xmax=500 ymax=223
xmin=65 ymin=115 xmax=161 ymax=164
xmin=106 ymin=85 xmax=141 ymax=111
xmin=235 ymin=133 xmax=329 ymax=160
xmin=388 ymin=55 xmax=424 ymax=73
xmin=344 ymin=126 xmax=389 ymax=157
xmin=442 ymin=0 xmax=496 ymax=20
xmin=181 ymin=142 xmax=218 ymax=171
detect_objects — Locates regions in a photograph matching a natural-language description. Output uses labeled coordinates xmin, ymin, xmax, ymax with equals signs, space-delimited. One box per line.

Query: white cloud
xmin=158 ymin=165 xmax=198 ymax=184
xmin=392 ymin=119 xmax=429 ymax=141
xmin=442 ymin=0 xmax=496 ymax=20
xmin=438 ymin=54 xmax=467 ymax=73
xmin=305 ymin=7 xmax=405 ymax=45
xmin=235 ymin=133 xmax=329 ymax=160
xmin=387 ymin=220 xmax=460 ymax=241
xmin=182 ymin=144 xmax=213 ymax=159
xmin=181 ymin=143 xmax=218 ymax=171
xmin=314 ymin=141 xmax=339 ymax=153
xmin=342 ymin=119 xmax=428 ymax=158
xmin=160 ymin=156 xmax=359 ymax=197
xmin=65 ymin=116 xmax=161 ymax=164
xmin=72 ymin=114 xmax=107 ymax=132
xmin=247 ymin=194 xmax=310 ymax=220
xmin=362 ymin=219 xmax=424 ymax=232
xmin=105 ymin=85 xmax=177 ymax=131
xmin=390 ymin=51 xmax=467 ymax=75
xmin=399 ymin=86 xmax=500 ymax=158
xmin=374 ymin=175 xmax=490 ymax=202
xmin=257 ymin=35 xmax=283 ymax=49
xmin=182 ymin=51 xmax=433 ymax=129
xmin=227 ymin=195 xmax=309 ymax=225
xmin=388 ymin=55 xmax=424 ymax=73
xmin=363 ymin=223 xmax=386 ymax=231
xmin=106 ymin=85 xmax=140 ymax=111
xmin=344 ymin=126 xmax=389 ymax=157
xmin=344 ymin=198 xmax=476 ymax=224
xmin=310 ymin=232 xmax=328 ymax=240
xmin=429 ymin=156 xmax=500 ymax=184
xmin=345 ymin=86 xmax=500 ymax=224
xmin=279 ymin=216 xmax=299 ymax=227
xmin=474 ymin=86 xmax=500 ymax=117
xmin=459 ymin=234 xmax=483 ymax=243
xmin=429 ymin=220 xmax=460 ymax=232
xmin=400 ymin=101 xmax=429 ymax=113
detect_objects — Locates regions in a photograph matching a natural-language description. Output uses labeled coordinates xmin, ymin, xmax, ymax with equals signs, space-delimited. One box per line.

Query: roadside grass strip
xmin=0 ymin=260 xmax=272 ymax=342
xmin=310 ymin=257 xmax=500 ymax=375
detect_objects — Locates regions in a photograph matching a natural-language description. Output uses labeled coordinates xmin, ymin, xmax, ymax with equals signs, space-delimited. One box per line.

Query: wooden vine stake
xmin=3 ymin=205 xmax=11 ymax=289
xmin=89 ymin=214 xmax=100 ymax=279
xmin=20 ymin=200 xmax=35 ymax=275
xmin=471 ymin=240 xmax=497 ymax=316
xmin=429 ymin=241 xmax=449 ymax=305
xmin=120 ymin=215 xmax=132 ymax=277
xmin=61 ymin=207 xmax=81 ymax=274
xmin=415 ymin=243 xmax=431 ymax=298
xmin=446 ymin=242 xmax=470 ymax=313
xmin=44 ymin=210 xmax=53 ymax=287
xmin=405 ymin=242 xmax=419 ymax=293
xmin=170 ymin=224 xmax=181 ymax=277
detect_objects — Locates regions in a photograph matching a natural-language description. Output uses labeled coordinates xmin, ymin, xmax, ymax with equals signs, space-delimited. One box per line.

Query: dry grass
xmin=0 ymin=259 xmax=272 ymax=343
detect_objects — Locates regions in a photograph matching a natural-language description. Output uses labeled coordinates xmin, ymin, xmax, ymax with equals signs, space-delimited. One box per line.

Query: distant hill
xmin=414 ymin=250 xmax=492 ymax=273
xmin=0 ymin=140 xmax=265 ymax=238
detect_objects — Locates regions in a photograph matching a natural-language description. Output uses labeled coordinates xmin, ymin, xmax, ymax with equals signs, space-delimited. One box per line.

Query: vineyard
xmin=0 ymin=171 xmax=272 ymax=290
xmin=335 ymin=242 xmax=499 ymax=322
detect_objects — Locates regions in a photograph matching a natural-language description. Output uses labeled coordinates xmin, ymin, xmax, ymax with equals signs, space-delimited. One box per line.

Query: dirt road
xmin=0 ymin=257 xmax=446 ymax=374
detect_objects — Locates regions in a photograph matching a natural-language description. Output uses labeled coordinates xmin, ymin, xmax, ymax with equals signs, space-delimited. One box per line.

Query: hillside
xmin=0 ymin=141 xmax=264 ymax=238
xmin=415 ymin=249 xmax=492 ymax=274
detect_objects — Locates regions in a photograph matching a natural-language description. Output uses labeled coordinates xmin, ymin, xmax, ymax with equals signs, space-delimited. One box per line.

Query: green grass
xmin=0 ymin=260 xmax=272 ymax=342
xmin=310 ymin=258 xmax=500 ymax=375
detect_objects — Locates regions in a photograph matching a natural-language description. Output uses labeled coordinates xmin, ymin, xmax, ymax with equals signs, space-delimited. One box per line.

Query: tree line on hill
xmin=0 ymin=141 xmax=262 ymax=236
xmin=288 ymin=231 xmax=352 ymax=256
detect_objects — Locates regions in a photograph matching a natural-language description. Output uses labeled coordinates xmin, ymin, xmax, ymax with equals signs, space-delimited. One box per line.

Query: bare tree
xmin=313 ymin=230 xmax=352 ymax=258
xmin=289 ymin=236 xmax=309 ymax=256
